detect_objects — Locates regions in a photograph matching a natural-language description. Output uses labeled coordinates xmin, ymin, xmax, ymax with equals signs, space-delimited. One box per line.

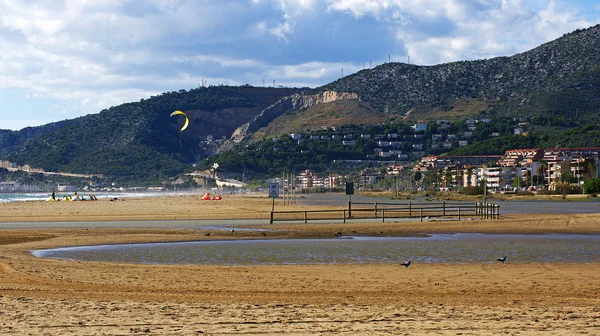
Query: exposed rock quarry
xmin=230 ymin=91 xmax=358 ymax=144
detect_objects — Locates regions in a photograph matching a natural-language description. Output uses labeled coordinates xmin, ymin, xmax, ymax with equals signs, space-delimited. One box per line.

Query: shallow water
xmin=32 ymin=234 xmax=600 ymax=265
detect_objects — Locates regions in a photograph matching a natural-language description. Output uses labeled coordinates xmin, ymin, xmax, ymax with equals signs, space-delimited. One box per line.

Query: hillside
xmin=1 ymin=86 xmax=300 ymax=183
xmin=0 ymin=119 xmax=77 ymax=157
xmin=322 ymin=24 xmax=600 ymax=123
xmin=3 ymin=25 xmax=600 ymax=183
xmin=251 ymin=99 xmax=401 ymax=139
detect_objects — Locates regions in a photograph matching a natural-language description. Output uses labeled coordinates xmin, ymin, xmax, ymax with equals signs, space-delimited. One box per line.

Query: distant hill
xmin=0 ymin=119 xmax=77 ymax=157
xmin=3 ymin=25 xmax=600 ymax=183
xmin=321 ymin=24 xmax=600 ymax=123
xmin=1 ymin=86 xmax=301 ymax=183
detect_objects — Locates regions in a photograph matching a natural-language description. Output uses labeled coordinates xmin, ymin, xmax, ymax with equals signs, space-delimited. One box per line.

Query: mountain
xmin=1 ymin=86 xmax=301 ymax=184
xmin=0 ymin=119 xmax=77 ymax=157
xmin=321 ymin=24 xmax=600 ymax=123
xmin=3 ymin=25 xmax=600 ymax=183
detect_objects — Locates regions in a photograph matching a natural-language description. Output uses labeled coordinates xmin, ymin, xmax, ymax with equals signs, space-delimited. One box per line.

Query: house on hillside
xmin=412 ymin=123 xmax=428 ymax=132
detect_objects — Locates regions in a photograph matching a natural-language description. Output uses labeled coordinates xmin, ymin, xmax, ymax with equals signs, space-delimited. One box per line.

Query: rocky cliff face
xmin=230 ymin=91 xmax=358 ymax=143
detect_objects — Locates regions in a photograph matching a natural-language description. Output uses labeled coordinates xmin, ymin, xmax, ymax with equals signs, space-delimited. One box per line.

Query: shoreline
xmin=2 ymin=195 xmax=600 ymax=334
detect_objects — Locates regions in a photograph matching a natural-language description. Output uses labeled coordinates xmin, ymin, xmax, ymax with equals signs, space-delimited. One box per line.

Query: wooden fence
xmin=269 ymin=201 xmax=500 ymax=224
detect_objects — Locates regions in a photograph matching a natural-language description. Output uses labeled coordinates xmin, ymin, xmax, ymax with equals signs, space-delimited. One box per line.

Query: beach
xmin=1 ymin=194 xmax=600 ymax=335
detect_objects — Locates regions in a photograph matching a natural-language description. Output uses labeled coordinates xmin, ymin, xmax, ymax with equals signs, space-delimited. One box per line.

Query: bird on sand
xmin=204 ymin=232 xmax=211 ymax=236
xmin=335 ymin=232 xmax=342 ymax=237
xmin=230 ymin=229 xmax=235 ymax=233
xmin=497 ymin=256 xmax=507 ymax=263
xmin=262 ymin=232 xmax=267 ymax=236
xmin=401 ymin=261 xmax=411 ymax=268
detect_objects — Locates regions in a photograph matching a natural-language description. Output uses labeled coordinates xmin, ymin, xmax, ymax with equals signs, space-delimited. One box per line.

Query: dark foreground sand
xmin=1 ymin=195 xmax=600 ymax=335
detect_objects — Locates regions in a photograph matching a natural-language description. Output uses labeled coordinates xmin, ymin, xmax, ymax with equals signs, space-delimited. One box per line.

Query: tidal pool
xmin=32 ymin=234 xmax=600 ymax=265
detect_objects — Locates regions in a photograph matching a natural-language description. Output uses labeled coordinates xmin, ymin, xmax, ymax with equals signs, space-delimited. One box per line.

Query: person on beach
xmin=73 ymin=192 xmax=80 ymax=201
xmin=51 ymin=191 xmax=56 ymax=201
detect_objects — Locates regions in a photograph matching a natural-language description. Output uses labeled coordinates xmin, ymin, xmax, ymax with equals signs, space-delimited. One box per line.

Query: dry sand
xmin=1 ymin=194 xmax=600 ymax=335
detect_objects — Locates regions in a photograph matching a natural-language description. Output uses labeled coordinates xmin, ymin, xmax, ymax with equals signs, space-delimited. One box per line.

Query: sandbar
xmin=1 ymin=194 xmax=599 ymax=335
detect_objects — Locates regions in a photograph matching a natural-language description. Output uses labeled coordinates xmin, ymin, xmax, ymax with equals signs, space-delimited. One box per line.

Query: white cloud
xmin=0 ymin=0 xmax=599 ymax=129
xmin=326 ymin=0 xmax=389 ymax=19
xmin=270 ymin=20 xmax=294 ymax=41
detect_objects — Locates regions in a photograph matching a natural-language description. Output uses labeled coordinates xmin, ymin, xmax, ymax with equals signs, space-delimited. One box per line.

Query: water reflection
xmin=33 ymin=234 xmax=600 ymax=265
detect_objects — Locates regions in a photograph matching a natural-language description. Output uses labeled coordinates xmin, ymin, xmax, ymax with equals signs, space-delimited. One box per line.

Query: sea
xmin=0 ymin=190 xmax=207 ymax=203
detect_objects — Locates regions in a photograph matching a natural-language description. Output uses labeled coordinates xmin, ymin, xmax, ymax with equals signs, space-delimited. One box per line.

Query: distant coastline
xmin=0 ymin=190 xmax=209 ymax=203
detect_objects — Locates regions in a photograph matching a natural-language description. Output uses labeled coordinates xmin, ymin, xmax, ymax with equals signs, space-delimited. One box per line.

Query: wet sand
xmin=1 ymin=194 xmax=600 ymax=335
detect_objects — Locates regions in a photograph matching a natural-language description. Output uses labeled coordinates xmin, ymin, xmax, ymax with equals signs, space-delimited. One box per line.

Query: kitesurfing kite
xmin=170 ymin=110 xmax=189 ymax=132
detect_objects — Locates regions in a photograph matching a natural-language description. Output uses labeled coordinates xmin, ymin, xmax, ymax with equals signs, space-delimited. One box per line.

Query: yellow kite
xmin=170 ymin=110 xmax=189 ymax=132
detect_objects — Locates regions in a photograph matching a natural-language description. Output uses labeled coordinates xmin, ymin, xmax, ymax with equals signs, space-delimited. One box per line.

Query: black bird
xmin=497 ymin=256 xmax=507 ymax=263
xmin=262 ymin=232 xmax=267 ymax=236
xmin=230 ymin=229 xmax=235 ymax=233
xmin=204 ymin=232 xmax=211 ymax=236
xmin=335 ymin=232 xmax=342 ymax=237
xmin=401 ymin=261 xmax=411 ymax=268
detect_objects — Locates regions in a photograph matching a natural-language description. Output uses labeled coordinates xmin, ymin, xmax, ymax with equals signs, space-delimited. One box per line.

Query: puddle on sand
xmin=32 ymin=234 xmax=600 ymax=266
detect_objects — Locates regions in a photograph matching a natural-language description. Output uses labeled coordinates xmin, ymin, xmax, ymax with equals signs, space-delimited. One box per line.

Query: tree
xmin=583 ymin=177 xmax=600 ymax=194
xmin=513 ymin=176 xmax=524 ymax=189
xmin=554 ymin=181 xmax=572 ymax=199
xmin=537 ymin=160 xmax=548 ymax=186
xmin=444 ymin=171 xmax=453 ymax=189
xmin=465 ymin=167 xmax=474 ymax=187
xmin=560 ymin=171 xmax=577 ymax=183
xmin=411 ymin=170 xmax=422 ymax=190
xmin=585 ymin=160 xmax=597 ymax=179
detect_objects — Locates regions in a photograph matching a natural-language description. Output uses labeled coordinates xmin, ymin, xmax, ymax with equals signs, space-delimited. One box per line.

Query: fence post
xmin=270 ymin=211 xmax=274 ymax=224
xmin=409 ymin=201 xmax=412 ymax=217
xmin=382 ymin=209 xmax=385 ymax=223
xmin=420 ymin=208 xmax=423 ymax=222
xmin=304 ymin=211 xmax=308 ymax=223
xmin=458 ymin=206 xmax=461 ymax=221
xmin=375 ymin=202 xmax=378 ymax=218
xmin=475 ymin=202 xmax=479 ymax=216
xmin=343 ymin=210 xmax=346 ymax=223
xmin=443 ymin=201 xmax=446 ymax=216
xmin=348 ymin=200 xmax=352 ymax=218
xmin=496 ymin=205 xmax=500 ymax=219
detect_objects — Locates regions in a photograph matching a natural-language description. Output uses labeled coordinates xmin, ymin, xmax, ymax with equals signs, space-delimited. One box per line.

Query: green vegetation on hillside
xmin=3 ymin=86 xmax=297 ymax=184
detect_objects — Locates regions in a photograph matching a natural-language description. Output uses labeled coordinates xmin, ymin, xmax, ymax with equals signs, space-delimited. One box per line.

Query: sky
xmin=0 ymin=0 xmax=599 ymax=131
